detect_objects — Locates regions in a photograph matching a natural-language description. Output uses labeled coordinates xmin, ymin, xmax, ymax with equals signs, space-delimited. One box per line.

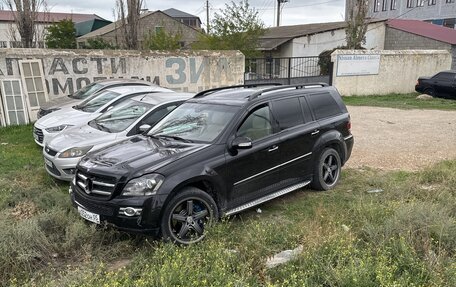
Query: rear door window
xmin=271 ymin=97 xmax=304 ymax=131
xmin=307 ymin=92 xmax=341 ymax=120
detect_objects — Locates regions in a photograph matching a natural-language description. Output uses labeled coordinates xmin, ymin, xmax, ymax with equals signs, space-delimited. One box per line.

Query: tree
xmin=3 ymin=0 xmax=47 ymax=48
xmin=143 ymin=29 xmax=182 ymax=50
xmin=193 ymin=0 xmax=264 ymax=58
xmin=345 ymin=0 xmax=368 ymax=49
xmin=115 ymin=0 xmax=143 ymax=50
xmin=83 ymin=38 xmax=118 ymax=50
xmin=45 ymin=19 xmax=76 ymax=49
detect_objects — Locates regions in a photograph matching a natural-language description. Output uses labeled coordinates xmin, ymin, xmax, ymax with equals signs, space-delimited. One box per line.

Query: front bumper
xmin=69 ymin=183 xmax=161 ymax=235
xmin=43 ymin=152 xmax=79 ymax=181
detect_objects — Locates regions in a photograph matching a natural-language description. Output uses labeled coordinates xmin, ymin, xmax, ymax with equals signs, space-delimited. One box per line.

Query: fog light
xmin=119 ymin=207 xmax=142 ymax=217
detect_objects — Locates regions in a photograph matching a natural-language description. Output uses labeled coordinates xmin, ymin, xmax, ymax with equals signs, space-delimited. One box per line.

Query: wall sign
xmin=336 ymin=54 xmax=381 ymax=76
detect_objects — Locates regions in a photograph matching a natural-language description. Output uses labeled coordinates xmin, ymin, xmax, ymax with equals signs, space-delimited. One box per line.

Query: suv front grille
xmin=34 ymin=127 xmax=44 ymax=144
xmin=74 ymin=192 xmax=115 ymax=216
xmin=75 ymin=170 xmax=116 ymax=198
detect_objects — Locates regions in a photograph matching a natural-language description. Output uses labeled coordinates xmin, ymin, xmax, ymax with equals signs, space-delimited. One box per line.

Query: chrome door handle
xmin=311 ymin=130 xmax=320 ymax=136
xmin=268 ymin=145 xmax=279 ymax=152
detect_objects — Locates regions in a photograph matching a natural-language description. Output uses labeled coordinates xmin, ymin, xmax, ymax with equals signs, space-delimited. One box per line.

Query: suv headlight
xmin=59 ymin=146 xmax=93 ymax=158
xmin=45 ymin=124 xmax=73 ymax=133
xmin=122 ymin=174 xmax=164 ymax=196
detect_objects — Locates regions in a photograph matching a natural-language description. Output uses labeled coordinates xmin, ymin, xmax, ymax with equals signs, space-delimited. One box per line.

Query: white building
xmin=0 ymin=10 xmax=107 ymax=48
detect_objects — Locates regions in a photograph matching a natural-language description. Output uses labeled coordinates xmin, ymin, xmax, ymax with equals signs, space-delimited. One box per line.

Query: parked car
xmin=38 ymin=79 xmax=160 ymax=119
xmin=70 ymin=83 xmax=354 ymax=244
xmin=33 ymin=85 xmax=173 ymax=146
xmin=43 ymin=92 xmax=193 ymax=181
xmin=415 ymin=70 xmax=456 ymax=99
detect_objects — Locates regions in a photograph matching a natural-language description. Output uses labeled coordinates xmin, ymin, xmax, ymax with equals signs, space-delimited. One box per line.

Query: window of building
xmin=374 ymin=0 xmax=380 ymax=12
xmin=407 ymin=0 xmax=414 ymax=7
xmin=155 ymin=26 xmax=164 ymax=34
xmin=446 ymin=0 xmax=455 ymax=3
xmin=10 ymin=41 xmax=23 ymax=48
xmin=429 ymin=0 xmax=436 ymax=5
xmin=0 ymin=41 xmax=7 ymax=48
xmin=382 ymin=0 xmax=388 ymax=11
xmin=390 ymin=0 xmax=397 ymax=9
xmin=443 ymin=18 xmax=456 ymax=28
xmin=417 ymin=0 xmax=424 ymax=6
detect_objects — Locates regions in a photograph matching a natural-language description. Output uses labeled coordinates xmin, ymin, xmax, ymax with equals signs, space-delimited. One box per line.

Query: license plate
xmin=44 ymin=157 xmax=53 ymax=167
xmin=78 ymin=206 xmax=100 ymax=224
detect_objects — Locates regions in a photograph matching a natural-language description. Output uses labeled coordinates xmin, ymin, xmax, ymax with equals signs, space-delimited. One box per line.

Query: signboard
xmin=336 ymin=54 xmax=381 ymax=76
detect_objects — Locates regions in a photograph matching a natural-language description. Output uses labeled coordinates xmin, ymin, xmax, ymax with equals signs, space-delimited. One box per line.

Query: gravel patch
xmin=345 ymin=106 xmax=456 ymax=171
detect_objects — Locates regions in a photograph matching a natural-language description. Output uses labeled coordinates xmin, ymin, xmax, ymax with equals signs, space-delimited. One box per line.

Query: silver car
xmin=43 ymin=92 xmax=193 ymax=181
xmin=37 ymin=79 xmax=159 ymax=119
xmin=33 ymin=85 xmax=173 ymax=146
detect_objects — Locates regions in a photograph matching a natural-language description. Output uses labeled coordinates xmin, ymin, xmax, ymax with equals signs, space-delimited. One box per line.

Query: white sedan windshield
xmin=90 ymin=99 xmax=153 ymax=133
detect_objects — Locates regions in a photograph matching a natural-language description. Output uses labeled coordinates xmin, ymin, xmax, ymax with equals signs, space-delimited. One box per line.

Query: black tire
xmin=424 ymin=88 xmax=435 ymax=97
xmin=311 ymin=147 xmax=341 ymax=191
xmin=160 ymin=187 xmax=218 ymax=245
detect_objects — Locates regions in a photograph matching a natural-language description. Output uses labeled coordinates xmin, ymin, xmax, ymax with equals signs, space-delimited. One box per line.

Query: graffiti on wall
xmin=0 ymin=52 xmax=243 ymax=97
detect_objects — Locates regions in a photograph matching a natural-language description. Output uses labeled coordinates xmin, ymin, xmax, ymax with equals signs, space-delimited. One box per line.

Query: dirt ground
xmin=345 ymin=106 xmax=456 ymax=171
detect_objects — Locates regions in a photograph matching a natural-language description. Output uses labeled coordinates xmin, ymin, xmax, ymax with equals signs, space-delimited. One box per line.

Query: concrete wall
xmin=331 ymin=50 xmax=451 ymax=96
xmin=271 ymin=22 xmax=386 ymax=58
xmin=0 ymin=48 xmax=244 ymax=100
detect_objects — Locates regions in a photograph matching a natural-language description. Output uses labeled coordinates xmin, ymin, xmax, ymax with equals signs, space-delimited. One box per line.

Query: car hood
xmin=40 ymin=97 xmax=79 ymax=110
xmin=35 ymin=108 xmax=96 ymax=128
xmin=78 ymin=135 xmax=208 ymax=177
xmin=47 ymin=124 xmax=118 ymax=152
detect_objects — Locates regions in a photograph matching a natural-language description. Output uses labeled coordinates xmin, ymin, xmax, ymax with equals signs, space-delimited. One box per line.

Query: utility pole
xmin=206 ymin=0 xmax=210 ymax=33
xmin=276 ymin=0 xmax=289 ymax=27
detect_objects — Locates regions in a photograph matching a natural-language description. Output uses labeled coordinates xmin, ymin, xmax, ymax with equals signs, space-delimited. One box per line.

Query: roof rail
xmin=248 ymin=82 xmax=329 ymax=101
xmin=193 ymin=83 xmax=282 ymax=98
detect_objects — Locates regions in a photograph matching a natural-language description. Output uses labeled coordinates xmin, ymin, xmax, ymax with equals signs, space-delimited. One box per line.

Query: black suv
xmin=415 ymin=70 xmax=456 ymax=99
xmin=70 ymin=83 xmax=354 ymax=244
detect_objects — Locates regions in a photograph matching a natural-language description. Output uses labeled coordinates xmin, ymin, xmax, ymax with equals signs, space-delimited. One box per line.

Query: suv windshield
xmin=74 ymin=91 xmax=121 ymax=113
xmin=149 ymin=103 xmax=238 ymax=142
xmin=89 ymin=99 xmax=154 ymax=133
xmin=69 ymin=83 xmax=104 ymax=99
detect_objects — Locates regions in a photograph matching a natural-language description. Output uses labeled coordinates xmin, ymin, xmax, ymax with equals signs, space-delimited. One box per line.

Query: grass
xmin=342 ymin=93 xmax=456 ymax=110
xmin=0 ymin=124 xmax=455 ymax=286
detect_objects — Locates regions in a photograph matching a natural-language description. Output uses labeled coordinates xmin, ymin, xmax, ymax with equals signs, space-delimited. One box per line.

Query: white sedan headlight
xmin=59 ymin=146 xmax=93 ymax=158
xmin=122 ymin=174 xmax=164 ymax=196
xmin=45 ymin=124 xmax=73 ymax=133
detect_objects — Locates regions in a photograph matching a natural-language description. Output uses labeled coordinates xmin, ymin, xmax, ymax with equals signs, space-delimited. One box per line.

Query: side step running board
xmin=224 ymin=180 xmax=311 ymax=217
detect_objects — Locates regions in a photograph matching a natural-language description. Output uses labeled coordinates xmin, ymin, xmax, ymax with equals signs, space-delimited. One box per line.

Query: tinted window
xmin=237 ymin=105 xmax=274 ymax=141
xmin=272 ymin=97 xmax=304 ymax=130
xmin=307 ymin=92 xmax=341 ymax=120
xmin=141 ymin=104 xmax=178 ymax=127
xmin=433 ymin=73 xmax=455 ymax=81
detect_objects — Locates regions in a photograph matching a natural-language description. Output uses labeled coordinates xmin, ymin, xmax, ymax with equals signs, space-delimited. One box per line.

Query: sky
xmin=46 ymin=0 xmax=346 ymax=28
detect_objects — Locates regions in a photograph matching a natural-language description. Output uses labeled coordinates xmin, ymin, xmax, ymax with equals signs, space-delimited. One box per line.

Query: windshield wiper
xmin=95 ymin=122 xmax=111 ymax=132
xmin=153 ymin=134 xmax=193 ymax=143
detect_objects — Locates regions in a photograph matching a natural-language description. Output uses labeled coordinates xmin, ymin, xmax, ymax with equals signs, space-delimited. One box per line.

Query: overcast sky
xmin=46 ymin=0 xmax=346 ymax=28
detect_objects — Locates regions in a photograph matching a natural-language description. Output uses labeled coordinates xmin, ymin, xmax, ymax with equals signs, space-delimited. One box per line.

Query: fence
xmin=244 ymin=56 xmax=331 ymax=85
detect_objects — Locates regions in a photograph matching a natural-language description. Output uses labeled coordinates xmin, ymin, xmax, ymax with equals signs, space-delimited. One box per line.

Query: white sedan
xmin=43 ymin=92 xmax=193 ymax=181
xmin=33 ymin=85 xmax=173 ymax=146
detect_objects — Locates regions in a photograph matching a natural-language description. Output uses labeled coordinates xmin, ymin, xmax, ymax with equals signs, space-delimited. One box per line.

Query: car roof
xmin=188 ymin=84 xmax=333 ymax=106
xmin=102 ymin=85 xmax=172 ymax=95
xmin=97 ymin=78 xmax=158 ymax=86
xmin=129 ymin=92 xmax=194 ymax=105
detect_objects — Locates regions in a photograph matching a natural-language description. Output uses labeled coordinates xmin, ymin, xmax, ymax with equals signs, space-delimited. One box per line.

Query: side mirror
xmin=139 ymin=124 xmax=151 ymax=133
xmin=231 ymin=136 xmax=252 ymax=150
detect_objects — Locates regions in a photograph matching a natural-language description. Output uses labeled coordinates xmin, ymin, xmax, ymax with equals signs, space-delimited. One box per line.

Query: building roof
xmin=75 ymin=19 xmax=112 ymax=37
xmin=79 ymin=10 xmax=201 ymax=40
xmin=387 ymin=19 xmax=456 ymax=45
xmin=162 ymin=8 xmax=198 ymax=19
xmin=0 ymin=10 xmax=104 ymax=23
xmin=259 ymin=20 xmax=385 ymax=51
